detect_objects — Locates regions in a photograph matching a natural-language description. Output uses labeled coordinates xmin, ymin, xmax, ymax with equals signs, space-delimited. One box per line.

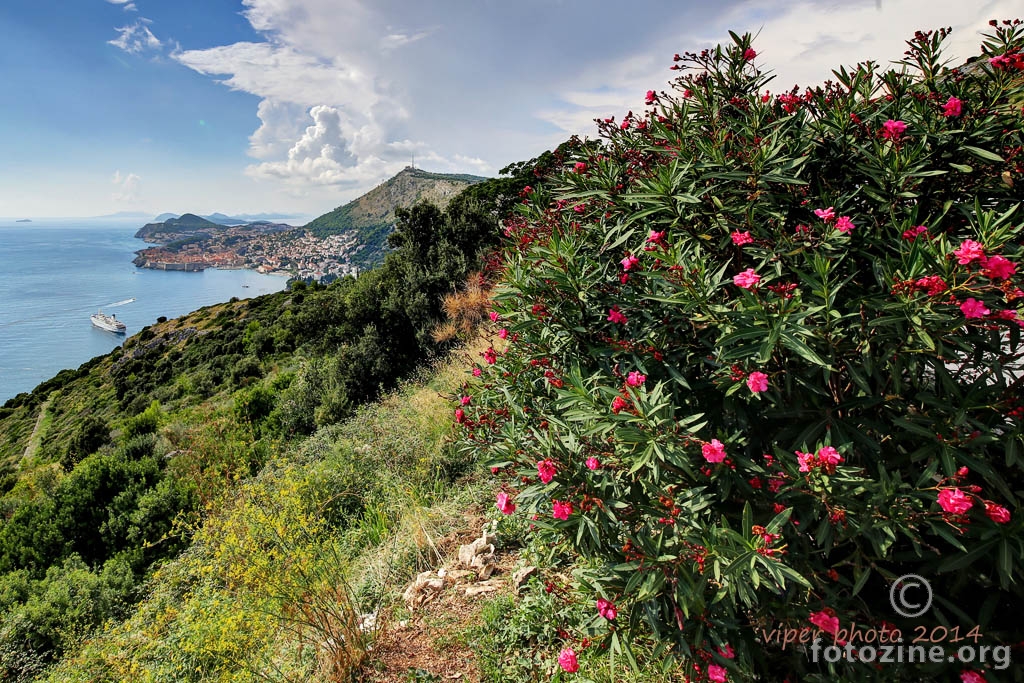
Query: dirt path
xmin=363 ymin=511 xmax=516 ymax=683
xmin=22 ymin=395 xmax=52 ymax=460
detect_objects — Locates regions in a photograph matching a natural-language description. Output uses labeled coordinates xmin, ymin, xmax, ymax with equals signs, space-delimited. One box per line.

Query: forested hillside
xmin=0 ymin=152 xmax=555 ymax=680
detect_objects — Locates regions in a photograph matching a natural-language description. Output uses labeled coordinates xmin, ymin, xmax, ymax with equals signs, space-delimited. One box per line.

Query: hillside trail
xmin=22 ymin=394 xmax=52 ymax=460
xmin=363 ymin=506 xmax=518 ymax=683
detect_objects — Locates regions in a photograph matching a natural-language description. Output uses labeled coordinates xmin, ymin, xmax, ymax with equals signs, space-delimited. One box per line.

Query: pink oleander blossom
xmin=558 ymin=648 xmax=579 ymax=673
xmin=537 ymin=459 xmax=557 ymax=484
xmin=835 ymin=216 xmax=855 ymax=233
xmin=585 ymin=456 xmax=600 ymax=470
xmin=817 ymin=446 xmax=843 ymax=471
xmin=982 ymin=255 xmax=1017 ymax=280
xmin=626 ymin=370 xmax=647 ymax=387
xmin=708 ymin=664 xmax=728 ymax=683
xmin=702 ymin=439 xmax=727 ymax=463
xmin=489 ymin=311 xmax=500 ymax=322
xmin=496 ymin=492 xmax=516 ymax=515
xmin=552 ymin=500 xmax=574 ymax=521
xmin=903 ymin=225 xmax=928 ymax=241
xmin=881 ymin=119 xmax=907 ymax=140
xmin=942 ymin=96 xmax=963 ymax=117
xmin=733 ymin=269 xmax=761 ymax=289
xmin=607 ymin=306 xmax=628 ymax=324
xmin=743 ymin=48 xmax=757 ymax=61
xmin=960 ymin=298 xmax=991 ymax=319
xmin=938 ymin=488 xmax=973 ymax=515
xmin=985 ymin=502 xmax=1011 ymax=524
xmin=460 ymin=395 xmax=471 ymax=406
xmin=961 ymin=671 xmax=987 ymax=683
xmin=611 ymin=396 xmax=629 ymax=414
xmin=731 ymin=230 xmax=753 ymax=246
xmin=620 ymin=254 xmax=640 ymax=271
xmin=746 ymin=371 xmax=769 ymax=393
xmin=472 ymin=367 xmax=482 ymax=377
xmin=717 ymin=644 xmax=735 ymax=659
xmin=813 ymin=207 xmax=835 ymax=222
xmin=645 ymin=90 xmax=657 ymax=105
xmin=597 ymin=598 xmax=617 ymax=620
xmin=954 ymin=239 xmax=986 ymax=265
xmin=809 ymin=610 xmax=840 ymax=635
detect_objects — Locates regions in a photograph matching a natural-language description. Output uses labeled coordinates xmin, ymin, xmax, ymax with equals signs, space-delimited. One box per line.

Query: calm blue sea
xmin=0 ymin=221 xmax=289 ymax=403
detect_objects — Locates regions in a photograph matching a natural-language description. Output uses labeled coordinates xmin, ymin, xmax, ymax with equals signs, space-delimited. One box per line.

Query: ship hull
xmin=91 ymin=315 xmax=126 ymax=334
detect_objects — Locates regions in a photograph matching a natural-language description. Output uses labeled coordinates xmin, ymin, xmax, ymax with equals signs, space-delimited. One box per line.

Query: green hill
xmin=304 ymin=167 xmax=487 ymax=269
xmin=133 ymin=213 xmax=223 ymax=242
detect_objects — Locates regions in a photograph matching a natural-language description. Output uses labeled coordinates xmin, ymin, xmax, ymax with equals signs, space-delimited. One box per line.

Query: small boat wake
xmin=105 ymin=297 xmax=136 ymax=308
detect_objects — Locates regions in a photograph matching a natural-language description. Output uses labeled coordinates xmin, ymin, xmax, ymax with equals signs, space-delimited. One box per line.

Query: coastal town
xmin=132 ymin=219 xmax=362 ymax=282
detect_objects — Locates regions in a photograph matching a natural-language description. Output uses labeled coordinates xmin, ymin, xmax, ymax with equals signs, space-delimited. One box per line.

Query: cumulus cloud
xmin=380 ymin=30 xmax=432 ymax=51
xmin=108 ymin=19 xmax=161 ymax=54
xmin=111 ymin=171 xmax=141 ymax=203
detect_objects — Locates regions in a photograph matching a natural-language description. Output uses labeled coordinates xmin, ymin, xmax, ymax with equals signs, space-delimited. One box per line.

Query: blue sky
xmin=0 ymin=0 xmax=1017 ymax=218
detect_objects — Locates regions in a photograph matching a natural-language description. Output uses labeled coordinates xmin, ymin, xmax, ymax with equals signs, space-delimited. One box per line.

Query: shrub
xmin=457 ymin=25 xmax=1024 ymax=681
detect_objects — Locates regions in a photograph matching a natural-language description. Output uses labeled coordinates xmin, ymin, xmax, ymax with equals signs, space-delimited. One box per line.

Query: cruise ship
xmin=91 ymin=310 xmax=127 ymax=334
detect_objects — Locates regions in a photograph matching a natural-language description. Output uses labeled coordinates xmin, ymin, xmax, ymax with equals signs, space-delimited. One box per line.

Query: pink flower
xmin=483 ymin=347 xmax=498 ymax=364
xmin=702 ymin=439 xmax=727 ymax=463
xmin=942 ymin=96 xmax=963 ymax=117
xmin=982 ymin=255 xmax=1017 ymax=280
xmin=460 ymin=395 xmax=471 ymax=406
xmin=557 ymin=648 xmax=579 ymax=673
xmin=733 ymin=269 xmax=761 ymax=289
xmin=645 ymin=90 xmax=657 ymax=105
xmin=746 ymin=371 xmax=769 ymax=393
xmin=816 ymin=446 xmax=843 ymax=471
xmin=813 ymin=207 xmax=835 ymax=222
xmin=989 ymin=54 xmax=1010 ymax=69
xmin=962 ymin=670 xmax=988 ymax=683
xmin=574 ymin=162 xmax=587 ymax=174
xmin=472 ymin=367 xmax=482 ymax=377
xmin=611 ymin=396 xmax=629 ymax=414
xmin=954 ymin=239 xmax=986 ymax=265
xmin=708 ymin=664 xmax=728 ymax=683
xmin=915 ymin=275 xmax=948 ymax=296
xmin=794 ymin=224 xmax=810 ymax=235
xmin=496 ymin=492 xmax=516 ymax=515
xmin=731 ymin=230 xmax=753 ymax=246
xmin=498 ymin=328 xmax=509 ymax=340
xmin=743 ymin=48 xmax=757 ymax=61
xmin=552 ymin=500 xmax=574 ymax=521
xmin=985 ymin=502 xmax=1011 ymax=524
xmin=620 ymin=254 xmax=640 ymax=271
xmin=489 ymin=311 xmax=500 ymax=322
xmin=537 ymin=460 xmax=557 ymax=484
xmin=596 ymin=598 xmax=617 ymax=620
xmin=645 ymin=230 xmax=667 ymax=250
xmin=808 ymin=610 xmax=839 ymax=635
xmin=961 ymin=298 xmax=991 ymax=319
xmin=902 ymin=225 xmax=928 ymax=241
xmin=834 ymin=216 xmax=855 ymax=234
xmin=455 ymin=409 xmax=465 ymax=424
xmin=626 ymin=370 xmax=647 ymax=387
xmin=796 ymin=450 xmax=815 ymax=473
xmin=881 ymin=119 xmax=907 ymax=140
xmin=938 ymin=488 xmax=973 ymax=515
xmin=717 ymin=644 xmax=735 ymax=659
xmin=607 ymin=306 xmax=628 ymax=324
xmin=585 ymin=456 xmax=600 ymax=470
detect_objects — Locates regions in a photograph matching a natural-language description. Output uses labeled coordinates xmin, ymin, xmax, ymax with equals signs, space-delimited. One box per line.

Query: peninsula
xmin=131 ymin=168 xmax=485 ymax=281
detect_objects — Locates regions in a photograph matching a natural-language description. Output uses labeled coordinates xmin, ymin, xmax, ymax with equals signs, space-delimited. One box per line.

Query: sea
xmin=0 ymin=220 xmax=290 ymax=403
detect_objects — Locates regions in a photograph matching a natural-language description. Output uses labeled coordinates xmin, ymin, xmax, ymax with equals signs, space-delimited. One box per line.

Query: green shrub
xmin=458 ymin=25 xmax=1024 ymax=681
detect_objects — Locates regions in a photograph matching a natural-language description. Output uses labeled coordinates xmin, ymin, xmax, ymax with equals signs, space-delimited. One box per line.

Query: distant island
xmin=132 ymin=168 xmax=486 ymax=281
xmin=15 ymin=219 xmax=31 ymax=223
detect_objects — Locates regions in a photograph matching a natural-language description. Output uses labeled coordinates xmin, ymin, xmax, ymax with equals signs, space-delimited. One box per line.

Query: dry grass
xmin=432 ymin=274 xmax=492 ymax=343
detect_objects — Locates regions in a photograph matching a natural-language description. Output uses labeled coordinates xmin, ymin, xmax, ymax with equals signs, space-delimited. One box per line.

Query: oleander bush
xmin=457 ymin=23 xmax=1024 ymax=681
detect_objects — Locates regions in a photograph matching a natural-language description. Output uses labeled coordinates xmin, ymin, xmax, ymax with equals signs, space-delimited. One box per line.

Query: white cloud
xmin=108 ymin=19 xmax=161 ymax=54
xmin=111 ymin=171 xmax=141 ymax=203
xmin=380 ymin=30 xmax=432 ymax=51
xmin=106 ymin=0 xmax=137 ymax=9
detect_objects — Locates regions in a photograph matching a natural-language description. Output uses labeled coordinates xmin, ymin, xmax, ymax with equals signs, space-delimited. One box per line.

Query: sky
xmin=0 ymin=0 xmax=1019 ymax=219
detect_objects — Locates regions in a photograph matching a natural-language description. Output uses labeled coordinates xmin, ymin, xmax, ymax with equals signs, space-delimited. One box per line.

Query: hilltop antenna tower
xmin=411 ymin=154 xmax=415 ymax=169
